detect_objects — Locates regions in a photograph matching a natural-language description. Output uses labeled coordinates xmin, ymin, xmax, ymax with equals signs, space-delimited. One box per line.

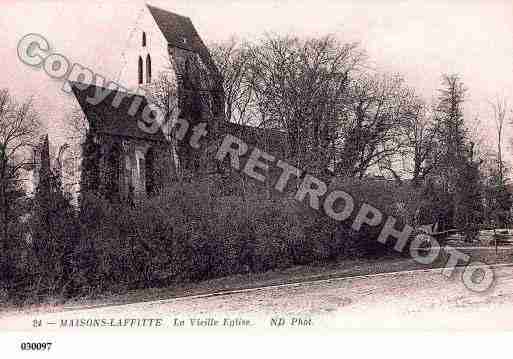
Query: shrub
xmin=327 ymin=177 xmax=422 ymax=257
xmin=64 ymin=175 xmax=427 ymax=299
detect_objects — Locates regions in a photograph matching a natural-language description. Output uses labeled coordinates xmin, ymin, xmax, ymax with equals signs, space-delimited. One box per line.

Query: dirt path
xmin=2 ymin=264 xmax=513 ymax=330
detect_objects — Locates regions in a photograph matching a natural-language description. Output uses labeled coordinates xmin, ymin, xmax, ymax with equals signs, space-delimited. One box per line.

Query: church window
xmin=146 ymin=54 xmax=152 ymax=83
xmin=138 ymin=56 xmax=143 ymax=84
xmin=142 ymin=32 xmax=147 ymax=47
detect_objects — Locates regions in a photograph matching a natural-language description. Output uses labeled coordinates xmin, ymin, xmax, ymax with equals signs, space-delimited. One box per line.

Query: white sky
xmin=1 ymin=0 xmax=512 ymax=155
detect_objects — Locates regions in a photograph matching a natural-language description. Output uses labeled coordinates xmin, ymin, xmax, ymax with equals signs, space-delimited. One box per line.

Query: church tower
xmin=118 ymin=4 xmax=176 ymax=93
xmin=72 ymin=4 xmax=226 ymax=202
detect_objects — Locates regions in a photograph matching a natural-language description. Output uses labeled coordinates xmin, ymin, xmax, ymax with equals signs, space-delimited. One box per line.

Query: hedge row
xmin=72 ymin=177 xmax=422 ymax=296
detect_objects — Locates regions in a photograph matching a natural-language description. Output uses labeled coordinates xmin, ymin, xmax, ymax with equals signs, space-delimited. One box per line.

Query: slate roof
xmin=70 ymin=6 xmax=277 ymax=151
xmin=217 ymin=121 xmax=288 ymax=158
xmin=146 ymin=4 xmax=222 ymax=82
xmin=71 ymin=80 xmax=287 ymax=153
xmin=70 ymin=81 xmax=168 ymax=143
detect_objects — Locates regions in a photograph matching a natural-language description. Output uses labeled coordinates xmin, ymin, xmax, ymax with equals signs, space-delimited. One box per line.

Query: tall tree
xmin=434 ymin=74 xmax=468 ymax=175
xmin=400 ymin=100 xmax=441 ymax=187
xmin=247 ymin=34 xmax=364 ymax=173
xmin=209 ymin=38 xmax=256 ymax=125
xmin=433 ymin=74 xmax=483 ymax=235
xmin=0 ymin=89 xmax=40 ymax=285
xmin=31 ymin=135 xmax=79 ymax=296
xmin=335 ymin=73 xmax=416 ymax=179
xmin=489 ymin=96 xmax=510 ymax=184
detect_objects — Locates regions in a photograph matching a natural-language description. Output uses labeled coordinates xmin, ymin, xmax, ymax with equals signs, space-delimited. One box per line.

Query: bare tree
xmin=400 ymin=100 xmax=441 ymax=186
xmin=478 ymin=96 xmax=513 ymax=231
xmin=209 ymin=38 xmax=256 ymax=125
xmin=489 ymin=96 xmax=511 ymax=183
xmin=145 ymin=71 xmax=180 ymax=140
xmin=0 ymin=89 xmax=41 ymax=281
xmin=246 ymin=34 xmax=365 ymax=174
xmin=335 ymin=73 xmax=416 ymax=179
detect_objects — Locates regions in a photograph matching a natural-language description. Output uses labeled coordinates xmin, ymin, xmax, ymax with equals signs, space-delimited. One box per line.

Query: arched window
xmin=146 ymin=54 xmax=152 ymax=83
xmin=145 ymin=147 xmax=155 ymax=196
xmin=138 ymin=56 xmax=143 ymax=84
xmin=142 ymin=32 xmax=146 ymax=47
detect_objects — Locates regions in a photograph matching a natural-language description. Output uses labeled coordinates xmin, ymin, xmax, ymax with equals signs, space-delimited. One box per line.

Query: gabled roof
xmin=146 ymin=4 xmax=222 ymax=83
xmin=70 ymin=81 xmax=168 ymax=143
xmin=146 ymin=4 xmax=196 ymax=51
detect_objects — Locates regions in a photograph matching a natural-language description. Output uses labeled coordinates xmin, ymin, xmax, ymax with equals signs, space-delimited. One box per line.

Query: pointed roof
xmin=146 ymin=4 xmax=222 ymax=83
xmin=70 ymin=82 xmax=168 ymax=143
xmin=146 ymin=4 xmax=195 ymax=51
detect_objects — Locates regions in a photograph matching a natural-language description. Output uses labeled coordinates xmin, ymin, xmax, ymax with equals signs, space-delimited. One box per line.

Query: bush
xmin=75 ymin=184 xmax=310 ymax=293
xmin=326 ymin=177 xmax=422 ymax=257
xmin=28 ymin=174 xmax=428 ymax=301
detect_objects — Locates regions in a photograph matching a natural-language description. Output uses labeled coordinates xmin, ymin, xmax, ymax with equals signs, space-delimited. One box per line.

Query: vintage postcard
xmin=1 ymin=0 xmax=513 ymax=357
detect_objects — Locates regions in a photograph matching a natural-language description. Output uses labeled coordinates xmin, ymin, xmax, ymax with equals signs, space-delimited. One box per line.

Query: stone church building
xmin=28 ymin=3 xmax=288 ymax=204
xmin=70 ymin=4 xmax=230 ymax=201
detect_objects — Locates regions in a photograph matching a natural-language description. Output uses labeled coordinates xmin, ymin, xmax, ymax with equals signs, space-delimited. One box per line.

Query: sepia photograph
xmin=0 ymin=0 xmax=513 ymax=356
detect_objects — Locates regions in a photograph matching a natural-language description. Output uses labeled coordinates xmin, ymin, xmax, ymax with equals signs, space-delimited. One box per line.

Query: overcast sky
xmin=1 ymin=0 xmax=512 ymax=155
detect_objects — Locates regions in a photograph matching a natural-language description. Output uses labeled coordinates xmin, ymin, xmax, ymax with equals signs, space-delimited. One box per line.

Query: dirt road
xmin=3 ymin=264 xmax=513 ymax=331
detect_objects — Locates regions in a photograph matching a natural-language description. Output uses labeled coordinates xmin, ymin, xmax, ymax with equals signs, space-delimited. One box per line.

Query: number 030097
xmin=20 ymin=342 xmax=52 ymax=351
